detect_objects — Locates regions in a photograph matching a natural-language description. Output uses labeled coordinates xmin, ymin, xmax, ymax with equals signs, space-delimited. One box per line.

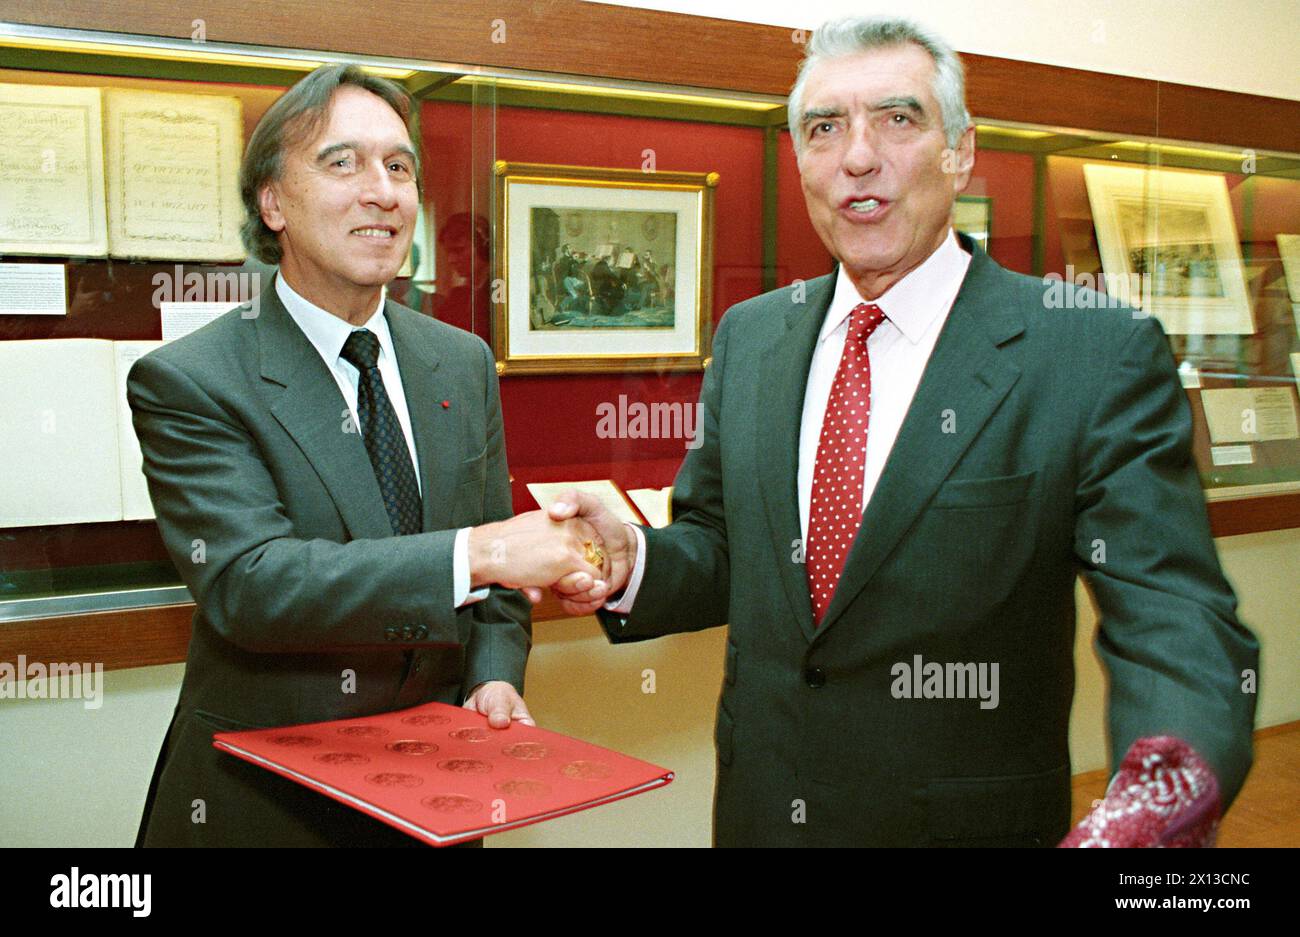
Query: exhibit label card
xmin=0 ymin=83 xmax=108 ymax=257
xmin=1201 ymin=387 xmax=1300 ymax=443
xmin=1210 ymin=445 xmax=1254 ymax=467
xmin=526 ymin=480 xmax=647 ymax=525
xmin=104 ymin=89 xmax=244 ymax=261
xmin=0 ymin=263 xmax=66 ymax=315
xmin=626 ymin=487 xmax=672 ymax=528
xmin=160 ymin=301 xmax=240 ymax=341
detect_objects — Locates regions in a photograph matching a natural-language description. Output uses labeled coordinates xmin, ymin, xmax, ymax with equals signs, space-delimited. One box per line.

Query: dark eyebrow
xmin=315 ymin=142 xmax=358 ymax=164
xmin=314 ymin=142 xmax=418 ymax=164
xmin=800 ymin=106 xmax=842 ymax=127
xmin=389 ymin=144 xmax=418 ymax=165
xmin=872 ymin=96 xmax=925 ymax=116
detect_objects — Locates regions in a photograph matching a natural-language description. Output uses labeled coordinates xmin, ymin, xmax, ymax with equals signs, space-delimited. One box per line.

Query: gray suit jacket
xmin=601 ymin=239 xmax=1259 ymax=847
xmin=129 ymin=277 xmax=528 ymax=846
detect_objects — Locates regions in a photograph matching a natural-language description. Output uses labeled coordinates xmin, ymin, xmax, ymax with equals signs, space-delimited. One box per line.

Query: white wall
xmin=588 ymin=0 xmax=1300 ymax=102
xmin=1 ymin=664 xmax=183 ymax=848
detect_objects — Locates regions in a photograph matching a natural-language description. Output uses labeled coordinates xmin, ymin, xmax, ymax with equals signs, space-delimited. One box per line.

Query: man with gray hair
xmin=548 ymin=16 xmax=1257 ymax=846
xmin=129 ymin=64 xmax=603 ymax=846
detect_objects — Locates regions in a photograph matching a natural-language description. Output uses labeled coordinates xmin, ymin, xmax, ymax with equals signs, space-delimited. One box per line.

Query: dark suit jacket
xmin=128 ymin=278 xmax=529 ymax=847
xmin=601 ymin=238 xmax=1259 ymax=847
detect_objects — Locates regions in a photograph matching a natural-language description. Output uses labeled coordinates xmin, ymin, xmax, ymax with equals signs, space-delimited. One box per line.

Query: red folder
xmin=212 ymin=702 xmax=674 ymax=846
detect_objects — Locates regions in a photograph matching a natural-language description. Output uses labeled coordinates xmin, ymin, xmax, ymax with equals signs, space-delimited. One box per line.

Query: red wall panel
xmin=420 ymin=101 xmax=767 ymax=503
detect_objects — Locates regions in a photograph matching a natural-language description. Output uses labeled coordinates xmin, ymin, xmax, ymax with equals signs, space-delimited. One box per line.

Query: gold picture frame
xmin=953 ymin=195 xmax=992 ymax=251
xmin=1083 ymin=163 xmax=1253 ymax=335
xmin=492 ymin=160 xmax=716 ymax=375
xmin=1277 ymin=234 xmax=1300 ymax=305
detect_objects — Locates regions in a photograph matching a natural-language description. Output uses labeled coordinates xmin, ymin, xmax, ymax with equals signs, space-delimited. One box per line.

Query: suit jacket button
xmin=384 ymin=626 xmax=398 ymax=642
xmin=805 ymin=667 xmax=826 ymax=688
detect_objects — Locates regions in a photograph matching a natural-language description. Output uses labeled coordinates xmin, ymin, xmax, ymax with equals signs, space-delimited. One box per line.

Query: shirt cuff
xmin=605 ymin=524 xmax=647 ymax=614
xmin=454 ymin=527 xmax=490 ymax=608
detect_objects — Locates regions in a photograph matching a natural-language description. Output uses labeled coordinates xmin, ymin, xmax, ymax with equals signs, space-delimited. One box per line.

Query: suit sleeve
xmin=462 ymin=339 xmax=531 ymax=692
xmin=1073 ymin=314 xmax=1259 ymax=806
xmin=129 ymin=351 xmax=467 ymax=653
xmin=598 ymin=310 xmax=733 ymax=642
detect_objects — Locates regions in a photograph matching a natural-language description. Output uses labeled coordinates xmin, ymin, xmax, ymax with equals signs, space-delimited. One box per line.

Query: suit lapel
xmin=258 ymin=282 xmax=395 ymax=541
xmin=384 ymin=301 xmax=453 ymax=534
xmin=815 ymin=248 xmax=1025 ymax=638
xmin=756 ymin=273 xmax=836 ymax=642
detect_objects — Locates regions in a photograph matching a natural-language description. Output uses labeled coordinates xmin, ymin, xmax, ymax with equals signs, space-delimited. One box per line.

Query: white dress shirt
xmin=276 ymin=273 xmax=484 ymax=608
xmin=610 ymin=230 xmax=972 ymax=613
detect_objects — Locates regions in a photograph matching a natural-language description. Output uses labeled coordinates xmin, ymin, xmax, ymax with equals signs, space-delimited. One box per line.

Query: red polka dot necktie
xmin=806 ymin=302 xmax=887 ymax=626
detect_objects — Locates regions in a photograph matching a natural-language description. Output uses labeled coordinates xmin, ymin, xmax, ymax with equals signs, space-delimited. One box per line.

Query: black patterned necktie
xmin=340 ymin=329 xmax=423 ymax=536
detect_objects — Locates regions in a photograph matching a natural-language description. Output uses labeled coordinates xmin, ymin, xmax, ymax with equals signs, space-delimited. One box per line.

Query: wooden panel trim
xmin=3 ymin=0 xmax=1297 ymax=149
xmin=0 ymin=0 xmax=805 ymax=99
xmin=961 ymin=52 xmax=1158 ymax=139
xmin=0 ymin=591 xmax=581 ymax=674
xmin=1208 ymin=492 xmax=1300 ymax=538
xmin=1157 ymin=81 xmax=1300 ymax=154
xmin=0 ymin=602 xmax=193 ymax=673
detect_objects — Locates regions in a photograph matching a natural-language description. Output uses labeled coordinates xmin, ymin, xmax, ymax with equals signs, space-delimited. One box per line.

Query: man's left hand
xmin=462 ymin=681 xmax=536 ymax=729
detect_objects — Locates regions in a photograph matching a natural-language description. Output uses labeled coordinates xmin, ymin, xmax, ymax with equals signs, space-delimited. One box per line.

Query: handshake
xmin=467 ymin=490 xmax=638 ymax=616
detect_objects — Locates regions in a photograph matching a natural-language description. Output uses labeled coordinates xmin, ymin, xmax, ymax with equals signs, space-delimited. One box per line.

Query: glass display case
xmin=0 ymin=14 xmax=1296 ymax=662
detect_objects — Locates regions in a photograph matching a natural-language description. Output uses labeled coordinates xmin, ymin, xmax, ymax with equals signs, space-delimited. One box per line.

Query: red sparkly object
xmin=1059 ymin=736 xmax=1221 ymax=848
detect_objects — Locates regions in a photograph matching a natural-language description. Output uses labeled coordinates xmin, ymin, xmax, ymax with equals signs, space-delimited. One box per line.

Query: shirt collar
xmin=819 ymin=228 xmax=972 ymax=346
xmin=275 ymin=272 xmax=394 ymax=369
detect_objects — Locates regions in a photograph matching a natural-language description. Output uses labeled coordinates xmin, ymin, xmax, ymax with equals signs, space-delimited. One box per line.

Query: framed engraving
xmin=104 ymin=88 xmax=244 ymax=261
xmin=492 ymin=161 xmax=716 ymax=374
xmin=1083 ymin=163 xmax=1252 ymax=334
xmin=0 ymin=83 xmax=107 ymax=257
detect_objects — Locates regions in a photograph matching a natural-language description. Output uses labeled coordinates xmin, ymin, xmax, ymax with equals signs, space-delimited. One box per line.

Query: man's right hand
xmin=543 ymin=490 xmax=639 ymax=616
xmin=468 ymin=510 xmax=604 ymax=592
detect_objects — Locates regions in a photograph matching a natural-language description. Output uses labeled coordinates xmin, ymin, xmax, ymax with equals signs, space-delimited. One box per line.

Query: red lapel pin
xmin=441 ymin=400 xmax=450 ymax=408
